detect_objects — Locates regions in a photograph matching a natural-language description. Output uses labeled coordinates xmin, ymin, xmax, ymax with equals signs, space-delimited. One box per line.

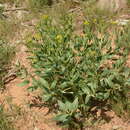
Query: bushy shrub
xmin=26 ymin=15 xmax=130 ymax=128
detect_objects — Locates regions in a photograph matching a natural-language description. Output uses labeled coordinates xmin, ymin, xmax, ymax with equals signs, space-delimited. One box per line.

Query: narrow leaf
xmin=17 ymin=80 xmax=30 ymax=87
xmin=58 ymin=101 xmax=66 ymax=111
xmin=51 ymin=80 xmax=57 ymax=88
xmin=54 ymin=114 xmax=69 ymax=122
xmin=39 ymin=78 xmax=49 ymax=87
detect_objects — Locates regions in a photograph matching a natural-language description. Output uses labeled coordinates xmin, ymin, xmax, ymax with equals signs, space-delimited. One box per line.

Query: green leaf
xmin=51 ymin=80 xmax=57 ymax=88
xmin=66 ymin=101 xmax=72 ymax=112
xmin=43 ymin=94 xmax=52 ymax=101
xmin=39 ymin=78 xmax=49 ymax=88
xmin=85 ymin=95 xmax=90 ymax=104
xmin=60 ymin=82 xmax=68 ymax=88
xmin=105 ymin=76 xmax=114 ymax=87
xmin=82 ymin=87 xmax=91 ymax=95
xmin=17 ymin=80 xmax=30 ymax=87
xmin=125 ymin=79 xmax=130 ymax=86
xmin=54 ymin=114 xmax=69 ymax=122
xmin=65 ymin=98 xmax=79 ymax=112
xmin=88 ymin=83 xmax=97 ymax=94
xmin=103 ymin=93 xmax=110 ymax=99
xmin=71 ymin=98 xmax=78 ymax=111
xmin=58 ymin=101 xmax=66 ymax=111
xmin=27 ymin=86 xmax=35 ymax=92
xmin=96 ymin=93 xmax=105 ymax=100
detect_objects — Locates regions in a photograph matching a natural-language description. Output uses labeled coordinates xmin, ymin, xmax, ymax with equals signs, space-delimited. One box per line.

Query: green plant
xmin=127 ymin=0 xmax=130 ymax=5
xmin=0 ymin=105 xmax=14 ymax=130
xmin=115 ymin=24 xmax=130 ymax=49
xmin=26 ymin=15 xmax=130 ymax=129
xmin=0 ymin=40 xmax=15 ymax=89
xmin=0 ymin=4 xmax=4 ymax=18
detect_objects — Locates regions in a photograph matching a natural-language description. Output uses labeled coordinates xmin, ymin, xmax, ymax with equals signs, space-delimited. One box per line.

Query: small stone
xmin=112 ymin=125 xmax=121 ymax=130
xmin=116 ymin=19 xmax=129 ymax=26
xmin=34 ymin=127 xmax=39 ymax=130
xmin=0 ymin=4 xmax=4 ymax=8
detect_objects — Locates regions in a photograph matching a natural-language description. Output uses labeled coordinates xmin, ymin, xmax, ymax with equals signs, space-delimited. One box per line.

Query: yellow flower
xmin=42 ymin=15 xmax=49 ymax=20
xmin=93 ymin=19 xmax=97 ymax=23
xmin=89 ymin=51 xmax=96 ymax=56
xmin=33 ymin=33 xmax=41 ymax=40
xmin=84 ymin=20 xmax=89 ymax=25
xmin=56 ymin=35 xmax=63 ymax=43
xmin=32 ymin=58 xmax=38 ymax=64
xmin=26 ymin=36 xmax=32 ymax=43
xmin=111 ymin=20 xmax=117 ymax=25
